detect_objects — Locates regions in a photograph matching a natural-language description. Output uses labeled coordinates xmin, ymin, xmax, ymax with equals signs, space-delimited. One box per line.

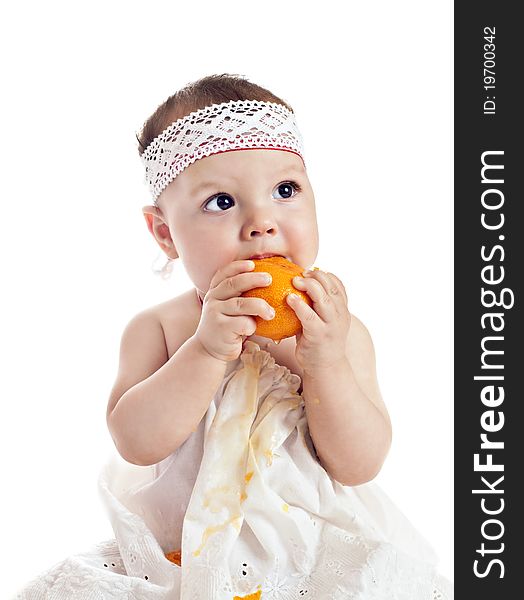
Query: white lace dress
xmin=13 ymin=341 xmax=452 ymax=599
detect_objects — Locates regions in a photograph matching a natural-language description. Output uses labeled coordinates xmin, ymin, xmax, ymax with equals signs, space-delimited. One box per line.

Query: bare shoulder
xmin=106 ymin=289 xmax=200 ymax=420
xmin=346 ymin=314 xmax=390 ymax=424
xmin=106 ymin=305 xmax=167 ymax=419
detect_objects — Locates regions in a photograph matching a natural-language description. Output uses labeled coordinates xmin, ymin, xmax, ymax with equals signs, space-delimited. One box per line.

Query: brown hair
xmin=136 ymin=73 xmax=293 ymax=158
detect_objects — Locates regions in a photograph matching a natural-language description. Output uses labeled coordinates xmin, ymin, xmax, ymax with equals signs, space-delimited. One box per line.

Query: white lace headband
xmin=140 ymin=99 xmax=305 ymax=200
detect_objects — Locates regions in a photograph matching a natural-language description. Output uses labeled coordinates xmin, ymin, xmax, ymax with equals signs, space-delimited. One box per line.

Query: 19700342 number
xmin=484 ymin=26 xmax=496 ymax=90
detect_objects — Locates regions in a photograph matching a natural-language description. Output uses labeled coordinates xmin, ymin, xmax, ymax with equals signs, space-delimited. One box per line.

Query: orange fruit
xmin=165 ymin=549 xmax=181 ymax=566
xmin=242 ymin=256 xmax=312 ymax=341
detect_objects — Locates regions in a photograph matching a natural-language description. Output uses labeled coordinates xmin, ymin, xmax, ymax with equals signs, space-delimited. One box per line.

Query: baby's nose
xmin=249 ymin=223 xmax=277 ymax=237
xmin=242 ymin=215 xmax=278 ymax=238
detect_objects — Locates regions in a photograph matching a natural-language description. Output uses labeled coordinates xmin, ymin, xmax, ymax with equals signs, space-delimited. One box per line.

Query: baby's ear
xmin=142 ymin=205 xmax=179 ymax=260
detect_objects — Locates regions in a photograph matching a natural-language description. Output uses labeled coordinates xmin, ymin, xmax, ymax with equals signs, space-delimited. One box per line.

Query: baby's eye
xmin=204 ymin=193 xmax=235 ymax=212
xmin=272 ymin=181 xmax=300 ymax=200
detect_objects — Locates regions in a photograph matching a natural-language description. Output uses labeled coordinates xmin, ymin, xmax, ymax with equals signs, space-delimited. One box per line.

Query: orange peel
xmin=242 ymin=256 xmax=312 ymax=341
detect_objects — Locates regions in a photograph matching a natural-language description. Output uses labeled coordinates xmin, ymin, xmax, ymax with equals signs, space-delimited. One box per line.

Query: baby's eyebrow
xmin=191 ymin=181 xmax=220 ymax=195
xmin=277 ymin=166 xmax=305 ymax=178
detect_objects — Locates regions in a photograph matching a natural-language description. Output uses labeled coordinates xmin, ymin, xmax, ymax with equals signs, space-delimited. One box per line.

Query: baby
xmin=107 ymin=75 xmax=391 ymax=489
xmin=14 ymin=74 xmax=450 ymax=600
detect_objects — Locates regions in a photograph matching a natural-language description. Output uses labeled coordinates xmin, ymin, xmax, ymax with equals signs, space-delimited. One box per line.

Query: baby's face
xmin=158 ymin=149 xmax=319 ymax=294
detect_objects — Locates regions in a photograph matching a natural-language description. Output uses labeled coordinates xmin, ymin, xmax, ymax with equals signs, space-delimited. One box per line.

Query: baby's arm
xmin=302 ymin=315 xmax=391 ymax=486
xmin=288 ymin=270 xmax=391 ymax=486
xmin=106 ymin=260 xmax=274 ymax=466
xmin=106 ymin=310 xmax=227 ymax=466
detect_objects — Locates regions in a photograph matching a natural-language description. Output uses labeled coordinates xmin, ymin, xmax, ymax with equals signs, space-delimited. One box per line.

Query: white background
xmin=0 ymin=1 xmax=453 ymax=596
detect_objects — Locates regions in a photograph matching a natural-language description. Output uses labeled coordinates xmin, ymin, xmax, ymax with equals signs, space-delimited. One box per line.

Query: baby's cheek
xmin=183 ymin=257 xmax=215 ymax=292
xmin=292 ymin=234 xmax=318 ymax=269
xmin=292 ymin=213 xmax=318 ymax=257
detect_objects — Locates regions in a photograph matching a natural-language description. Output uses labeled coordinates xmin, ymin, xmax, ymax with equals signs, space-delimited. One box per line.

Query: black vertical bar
xmin=455 ymin=2 xmax=522 ymax=595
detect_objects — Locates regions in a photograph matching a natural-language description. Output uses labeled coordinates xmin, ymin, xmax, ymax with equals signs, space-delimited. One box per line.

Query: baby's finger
xmin=231 ymin=315 xmax=258 ymax=338
xmin=292 ymin=275 xmax=336 ymax=322
xmin=212 ymin=270 xmax=272 ymax=301
xmin=302 ymin=270 xmax=347 ymax=313
xmin=286 ymin=291 xmax=322 ymax=330
xmin=222 ymin=297 xmax=275 ymax=321
xmin=326 ymin=273 xmax=349 ymax=307
xmin=208 ymin=260 xmax=256 ymax=291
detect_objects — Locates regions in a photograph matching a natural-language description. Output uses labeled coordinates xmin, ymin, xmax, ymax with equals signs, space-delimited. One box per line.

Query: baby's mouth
xmin=248 ymin=253 xmax=288 ymax=260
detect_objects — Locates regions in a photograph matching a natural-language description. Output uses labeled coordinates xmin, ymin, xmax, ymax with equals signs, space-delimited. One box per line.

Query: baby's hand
xmin=194 ymin=260 xmax=275 ymax=362
xmin=286 ymin=269 xmax=351 ymax=372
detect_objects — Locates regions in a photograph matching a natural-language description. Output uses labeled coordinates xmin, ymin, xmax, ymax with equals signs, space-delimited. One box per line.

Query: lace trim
xmin=240 ymin=340 xmax=301 ymax=394
xmin=14 ymin=537 xmax=452 ymax=599
xmin=141 ymin=100 xmax=305 ymax=200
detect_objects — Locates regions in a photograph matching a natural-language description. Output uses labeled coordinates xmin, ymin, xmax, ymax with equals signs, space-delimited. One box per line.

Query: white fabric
xmin=13 ymin=342 xmax=452 ymax=599
xmin=141 ymin=100 xmax=305 ymax=200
